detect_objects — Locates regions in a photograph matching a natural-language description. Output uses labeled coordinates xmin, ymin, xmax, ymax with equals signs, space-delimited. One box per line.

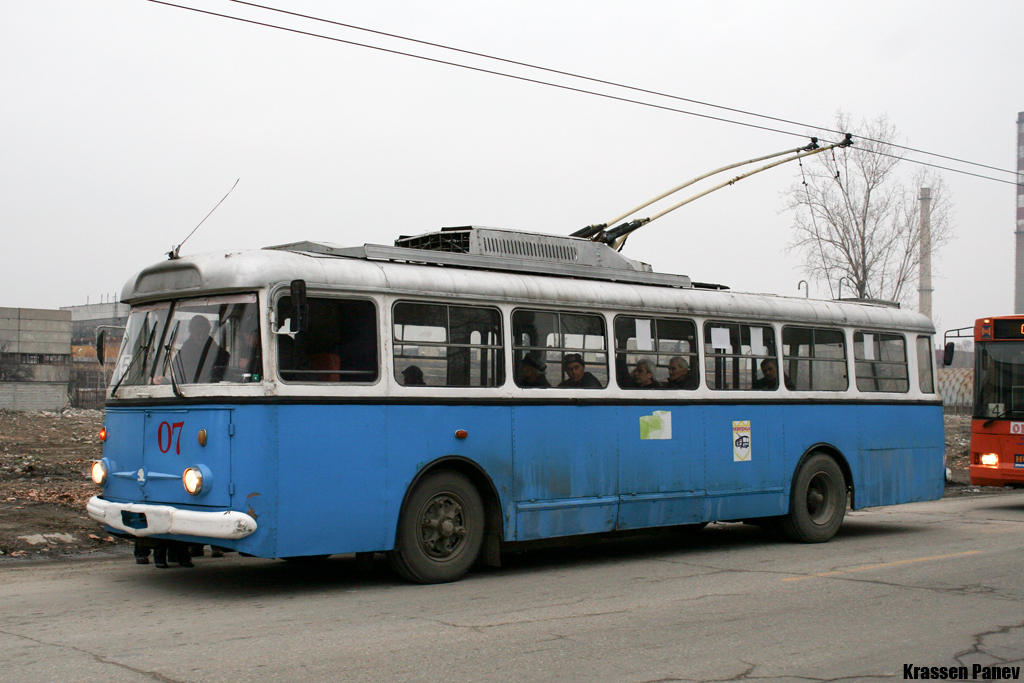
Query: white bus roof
xmin=120 ymin=230 xmax=933 ymax=334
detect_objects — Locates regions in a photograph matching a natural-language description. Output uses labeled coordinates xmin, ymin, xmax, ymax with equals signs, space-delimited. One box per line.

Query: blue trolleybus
xmin=88 ymin=226 xmax=945 ymax=582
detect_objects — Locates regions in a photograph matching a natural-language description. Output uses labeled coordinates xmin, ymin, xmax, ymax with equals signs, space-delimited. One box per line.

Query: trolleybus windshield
xmin=112 ymin=293 xmax=262 ymax=387
xmin=975 ymin=340 xmax=1024 ymax=419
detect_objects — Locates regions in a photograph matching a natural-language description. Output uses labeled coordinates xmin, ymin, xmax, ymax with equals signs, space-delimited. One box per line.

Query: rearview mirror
xmin=289 ymin=279 xmax=308 ymax=333
xmin=943 ymin=341 xmax=955 ymax=367
xmin=96 ymin=331 xmax=106 ymax=365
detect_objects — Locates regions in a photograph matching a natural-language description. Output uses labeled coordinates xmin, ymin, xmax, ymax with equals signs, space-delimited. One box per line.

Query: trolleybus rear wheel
xmin=779 ymin=453 xmax=846 ymax=543
xmin=388 ymin=471 xmax=484 ymax=584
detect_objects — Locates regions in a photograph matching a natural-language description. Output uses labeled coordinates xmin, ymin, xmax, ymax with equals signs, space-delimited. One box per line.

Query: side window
xmin=512 ymin=310 xmax=607 ymax=389
xmin=392 ymin=302 xmax=504 ymax=387
xmin=916 ymin=335 xmax=935 ymax=394
xmin=854 ymin=331 xmax=909 ymax=392
xmin=782 ymin=326 xmax=849 ymax=391
xmin=277 ymin=297 xmax=378 ymax=383
xmin=614 ymin=316 xmax=699 ymax=390
xmin=704 ymin=322 xmax=779 ymax=390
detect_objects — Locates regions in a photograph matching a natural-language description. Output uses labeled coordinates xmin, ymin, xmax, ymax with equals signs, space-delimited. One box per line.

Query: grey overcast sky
xmin=1 ymin=0 xmax=1020 ymax=336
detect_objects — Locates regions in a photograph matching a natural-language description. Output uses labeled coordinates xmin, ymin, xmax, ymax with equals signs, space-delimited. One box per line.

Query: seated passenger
xmin=518 ymin=355 xmax=550 ymax=387
xmin=751 ymin=358 xmax=794 ymax=390
xmin=177 ymin=316 xmax=229 ymax=383
xmin=401 ymin=365 xmax=426 ymax=386
xmin=631 ymin=358 xmax=661 ymax=389
xmin=558 ymin=353 xmax=602 ymax=389
xmin=665 ymin=356 xmax=698 ymax=390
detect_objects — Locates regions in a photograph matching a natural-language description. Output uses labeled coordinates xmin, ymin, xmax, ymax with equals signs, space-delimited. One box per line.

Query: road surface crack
xmin=0 ymin=628 xmax=184 ymax=682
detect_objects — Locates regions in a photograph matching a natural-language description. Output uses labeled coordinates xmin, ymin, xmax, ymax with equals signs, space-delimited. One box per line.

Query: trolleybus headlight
xmin=91 ymin=460 xmax=108 ymax=485
xmin=979 ymin=453 xmax=999 ymax=467
xmin=183 ymin=467 xmax=204 ymax=495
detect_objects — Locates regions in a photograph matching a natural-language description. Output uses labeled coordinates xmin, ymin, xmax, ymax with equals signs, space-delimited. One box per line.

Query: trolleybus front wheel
xmin=778 ymin=453 xmax=846 ymax=543
xmin=388 ymin=471 xmax=484 ymax=584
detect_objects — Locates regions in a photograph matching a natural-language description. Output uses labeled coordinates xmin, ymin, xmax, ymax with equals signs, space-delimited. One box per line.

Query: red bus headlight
xmin=979 ymin=453 xmax=999 ymax=467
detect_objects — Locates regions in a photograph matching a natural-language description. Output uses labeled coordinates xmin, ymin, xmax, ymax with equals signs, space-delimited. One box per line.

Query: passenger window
xmin=392 ymin=302 xmax=504 ymax=387
xmin=276 ymin=297 xmax=378 ymax=383
xmin=854 ymin=331 xmax=909 ymax=392
xmin=917 ymin=336 xmax=935 ymax=394
xmin=782 ymin=326 xmax=849 ymax=391
xmin=614 ymin=316 xmax=698 ymax=390
xmin=512 ymin=310 xmax=607 ymax=388
xmin=704 ymin=322 xmax=779 ymax=390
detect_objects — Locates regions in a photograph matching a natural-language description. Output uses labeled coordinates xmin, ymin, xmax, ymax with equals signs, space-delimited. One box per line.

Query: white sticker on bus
xmin=1011 ymin=422 xmax=1024 ymax=435
xmin=733 ymin=421 xmax=752 ymax=461
xmin=640 ymin=411 xmax=672 ymax=440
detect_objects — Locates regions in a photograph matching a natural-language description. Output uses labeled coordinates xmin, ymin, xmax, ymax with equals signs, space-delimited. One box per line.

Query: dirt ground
xmin=0 ymin=409 xmax=1001 ymax=562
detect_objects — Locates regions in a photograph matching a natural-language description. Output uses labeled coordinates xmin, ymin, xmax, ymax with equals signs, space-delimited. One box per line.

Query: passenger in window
xmin=751 ymin=359 xmax=794 ymax=390
xmin=178 ymin=316 xmax=229 ymax=383
xmin=665 ymin=356 xmax=698 ymax=390
xmin=518 ymin=355 xmax=550 ymax=387
xmin=631 ymin=358 xmax=661 ymax=389
xmin=558 ymin=353 xmax=601 ymax=389
xmin=401 ymin=365 xmax=426 ymax=386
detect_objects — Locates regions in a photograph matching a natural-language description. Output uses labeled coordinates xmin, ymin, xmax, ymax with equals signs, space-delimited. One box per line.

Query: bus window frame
xmin=781 ymin=325 xmax=850 ymax=392
xmin=391 ymin=300 xmax=506 ymax=389
xmin=853 ymin=329 xmax=910 ymax=394
xmin=272 ymin=290 xmax=382 ymax=386
xmin=510 ymin=307 xmax=609 ymax=389
xmin=703 ymin=320 xmax=779 ymax=391
xmin=613 ymin=314 xmax=700 ymax=390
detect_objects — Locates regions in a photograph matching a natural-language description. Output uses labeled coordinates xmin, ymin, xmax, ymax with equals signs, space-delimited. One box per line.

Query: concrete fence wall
xmin=0 ymin=382 xmax=68 ymax=412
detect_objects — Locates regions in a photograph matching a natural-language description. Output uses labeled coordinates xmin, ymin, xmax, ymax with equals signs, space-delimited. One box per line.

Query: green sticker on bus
xmin=640 ymin=411 xmax=672 ymax=440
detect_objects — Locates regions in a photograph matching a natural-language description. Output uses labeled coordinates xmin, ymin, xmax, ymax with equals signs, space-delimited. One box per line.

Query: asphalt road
xmin=2 ymin=492 xmax=1023 ymax=683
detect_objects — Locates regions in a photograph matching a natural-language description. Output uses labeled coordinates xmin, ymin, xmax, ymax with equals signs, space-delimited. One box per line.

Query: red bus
xmin=946 ymin=316 xmax=1024 ymax=487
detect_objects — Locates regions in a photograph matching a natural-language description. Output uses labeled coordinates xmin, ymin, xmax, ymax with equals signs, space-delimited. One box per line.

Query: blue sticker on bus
xmin=1015 ymin=454 xmax=1024 ymax=468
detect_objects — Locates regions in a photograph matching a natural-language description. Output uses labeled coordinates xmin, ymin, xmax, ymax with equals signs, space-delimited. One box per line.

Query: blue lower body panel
xmin=97 ymin=401 xmax=945 ymax=556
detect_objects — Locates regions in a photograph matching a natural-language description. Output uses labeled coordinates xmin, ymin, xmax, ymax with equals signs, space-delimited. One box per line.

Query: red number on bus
xmin=157 ymin=421 xmax=186 ymax=454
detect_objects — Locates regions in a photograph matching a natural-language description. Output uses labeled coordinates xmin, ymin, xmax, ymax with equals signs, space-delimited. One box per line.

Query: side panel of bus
xmin=511 ymin=405 xmax=620 ymax=540
xmin=617 ymin=404 xmax=706 ymax=530
xmin=384 ymin=404 xmax=514 ymax=546
xmin=851 ymin=403 xmax=945 ymax=507
xmin=275 ymin=404 xmax=387 ymax=557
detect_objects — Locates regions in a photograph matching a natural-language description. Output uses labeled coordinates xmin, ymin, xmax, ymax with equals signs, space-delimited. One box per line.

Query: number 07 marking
xmin=157 ymin=421 xmax=186 ymax=454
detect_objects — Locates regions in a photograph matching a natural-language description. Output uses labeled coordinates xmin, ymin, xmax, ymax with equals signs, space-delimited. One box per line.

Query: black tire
xmin=387 ymin=471 xmax=484 ymax=584
xmin=778 ymin=453 xmax=846 ymax=543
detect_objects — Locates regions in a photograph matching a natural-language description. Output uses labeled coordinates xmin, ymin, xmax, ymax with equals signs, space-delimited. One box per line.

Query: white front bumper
xmin=87 ymin=496 xmax=258 ymax=540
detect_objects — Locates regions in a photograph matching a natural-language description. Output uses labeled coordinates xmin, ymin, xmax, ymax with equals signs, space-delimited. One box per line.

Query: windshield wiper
xmin=983 ymin=409 xmax=1024 ymax=428
xmin=110 ymin=324 xmax=156 ymax=398
xmin=161 ymin=320 xmax=185 ymax=398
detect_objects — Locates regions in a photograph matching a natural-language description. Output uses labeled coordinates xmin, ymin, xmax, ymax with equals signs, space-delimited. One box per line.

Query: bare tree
xmin=784 ymin=112 xmax=954 ymax=306
xmin=0 ymin=341 xmax=30 ymax=382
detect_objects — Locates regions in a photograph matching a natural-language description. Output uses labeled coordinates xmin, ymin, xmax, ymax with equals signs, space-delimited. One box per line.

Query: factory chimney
xmin=1015 ymin=112 xmax=1024 ymax=313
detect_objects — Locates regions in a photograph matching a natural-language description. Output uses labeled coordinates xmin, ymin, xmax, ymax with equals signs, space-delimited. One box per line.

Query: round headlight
xmin=183 ymin=467 xmax=203 ymax=495
xmin=91 ymin=460 xmax=108 ymax=486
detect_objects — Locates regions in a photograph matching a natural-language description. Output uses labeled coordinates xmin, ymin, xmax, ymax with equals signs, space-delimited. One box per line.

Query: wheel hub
xmin=419 ymin=494 xmax=467 ymax=559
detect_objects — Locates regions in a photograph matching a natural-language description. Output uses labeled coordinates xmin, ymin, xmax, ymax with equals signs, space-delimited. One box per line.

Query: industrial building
xmin=0 ymin=307 xmax=72 ymax=411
